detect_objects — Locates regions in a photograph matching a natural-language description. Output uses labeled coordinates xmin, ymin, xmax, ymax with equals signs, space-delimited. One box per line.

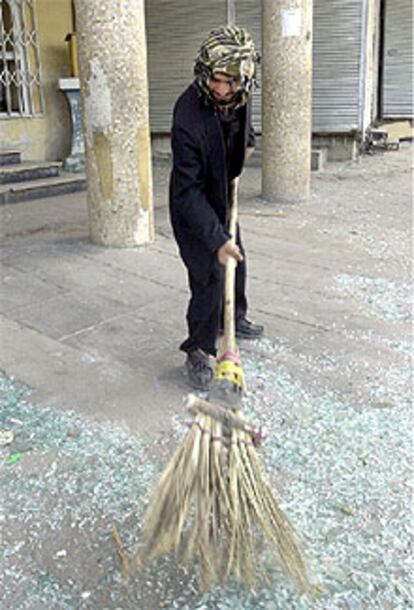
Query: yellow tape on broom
xmin=215 ymin=359 xmax=245 ymax=389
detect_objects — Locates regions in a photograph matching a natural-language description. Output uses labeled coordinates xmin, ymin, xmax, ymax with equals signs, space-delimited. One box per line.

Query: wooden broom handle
xmin=222 ymin=177 xmax=240 ymax=354
xmin=228 ymin=177 xmax=239 ymax=244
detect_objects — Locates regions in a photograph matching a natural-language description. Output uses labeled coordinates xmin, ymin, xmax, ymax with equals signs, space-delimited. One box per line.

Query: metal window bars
xmin=0 ymin=0 xmax=44 ymax=117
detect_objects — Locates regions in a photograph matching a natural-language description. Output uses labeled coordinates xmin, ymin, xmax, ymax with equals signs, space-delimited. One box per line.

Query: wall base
xmin=151 ymin=132 xmax=360 ymax=166
xmin=312 ymin=133 xmax=359 ymax=161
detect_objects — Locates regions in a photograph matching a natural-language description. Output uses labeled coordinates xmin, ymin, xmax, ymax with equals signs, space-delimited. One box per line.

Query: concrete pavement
xmin=0 ymin=144 xmax=412 ymax=439
xmin=0 ymin=144 xmax=412 ymax=609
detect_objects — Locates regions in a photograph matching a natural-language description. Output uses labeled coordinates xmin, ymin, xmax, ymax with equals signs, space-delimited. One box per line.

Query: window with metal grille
xmin=0 ymin=0 xmax=44 ymax=117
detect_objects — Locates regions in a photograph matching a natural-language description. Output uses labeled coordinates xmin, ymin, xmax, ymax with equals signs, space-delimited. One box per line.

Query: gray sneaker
xmin=186 ymin=349 xmax=214 ymax=391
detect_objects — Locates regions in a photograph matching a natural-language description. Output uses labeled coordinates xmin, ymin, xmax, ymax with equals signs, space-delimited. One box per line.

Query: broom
xmin=124 ymin=177 xmax=311 ymax=592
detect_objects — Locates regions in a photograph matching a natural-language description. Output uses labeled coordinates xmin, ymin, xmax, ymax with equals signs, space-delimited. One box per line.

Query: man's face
xmin=207 ymin=72 xmax=242 ymax=104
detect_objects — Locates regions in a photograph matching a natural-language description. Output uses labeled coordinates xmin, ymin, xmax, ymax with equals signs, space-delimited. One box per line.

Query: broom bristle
xmin=131 ymin=406 xmax=310 ymax=592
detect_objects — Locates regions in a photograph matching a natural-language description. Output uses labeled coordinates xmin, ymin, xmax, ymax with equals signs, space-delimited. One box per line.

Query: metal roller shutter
xmin=382 ymin=0 xmax=413 ymax=118
xmin=145 ymin=0 xmax=226 ymax=132
xmin=312 ymin=0 xmax=365 ymax=132
xmin=235 ymin=2 xmax=262 ymax=132
xmin=146 ymin=0 xmax=367 ymax=134
xmin=237 ymin=0 xmax=365 ymax=133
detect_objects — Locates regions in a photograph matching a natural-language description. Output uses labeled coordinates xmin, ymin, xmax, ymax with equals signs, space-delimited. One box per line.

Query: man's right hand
xmin=217 ymin=240 xmax=243 ymax=266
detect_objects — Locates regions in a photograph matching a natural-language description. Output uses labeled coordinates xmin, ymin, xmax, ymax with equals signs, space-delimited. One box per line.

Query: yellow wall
xmin=0 ymin=0 xmax=73 ymax=161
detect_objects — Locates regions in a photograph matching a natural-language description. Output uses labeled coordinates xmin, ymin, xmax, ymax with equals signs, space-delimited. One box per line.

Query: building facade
xmin=1 ymin=0 xmax=412 ymax=164
xmin=0 ymin=0 xmax=74 ymax=161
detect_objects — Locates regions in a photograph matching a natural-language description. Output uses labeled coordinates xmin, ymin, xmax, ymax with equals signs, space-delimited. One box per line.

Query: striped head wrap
xmin=194 ymin=25 xmax=260 ymax=109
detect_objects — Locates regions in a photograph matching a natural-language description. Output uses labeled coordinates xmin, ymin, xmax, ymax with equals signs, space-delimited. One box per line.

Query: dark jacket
xmin=169 ymin=82 xmax=254 ymax=284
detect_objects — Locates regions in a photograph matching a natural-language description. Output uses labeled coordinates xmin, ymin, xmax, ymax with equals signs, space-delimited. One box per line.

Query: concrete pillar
xmin=226 ymin=0 xmax=236 ymax=25
xmin=262 ymin=0 xmax=312 ymax=202
xmin=74 ymin=0 xmax=154 ymax=246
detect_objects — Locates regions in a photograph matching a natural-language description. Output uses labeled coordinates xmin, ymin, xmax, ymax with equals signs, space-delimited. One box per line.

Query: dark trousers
xmin=180 ymin=227 xmax=247 ymax=356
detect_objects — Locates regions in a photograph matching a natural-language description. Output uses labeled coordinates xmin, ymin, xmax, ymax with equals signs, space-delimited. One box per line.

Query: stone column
xmin=226 ymin=0 xmax=236 ymax=25
xmin=262 ymin=0 xmax=312 ymax=202
xmin=74 ymin=0 xmax=154 ymax=246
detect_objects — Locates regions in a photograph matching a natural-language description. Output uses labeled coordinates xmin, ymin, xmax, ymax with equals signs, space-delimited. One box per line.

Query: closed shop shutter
xmin=312 ymin=0 xmax=365 ymax=132
xmin=233 ymin=0 xmax=365 ymax=133
xmin=234 ymin=2 xmax=262 ymax=132
xmin=145 ymin=0 xmax=226 ymax=132
xmin=382 ymin=0 xmax=413 ymax=118
xmin=146 ymin=0 xmax=366 ymax=133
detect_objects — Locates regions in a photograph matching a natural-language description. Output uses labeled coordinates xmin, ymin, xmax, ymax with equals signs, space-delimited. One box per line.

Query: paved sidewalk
xmin=0 ymin=146 xmax=411 ymax=434
xmin=0 ymin=144 xmax=412 ymax=609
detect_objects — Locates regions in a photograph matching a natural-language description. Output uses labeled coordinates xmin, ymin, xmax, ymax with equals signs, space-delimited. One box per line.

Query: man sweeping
xmin=128 ymin=27 xmax=311 ymax=591
xmin=170 ymin=25 xmax=264 ymax=391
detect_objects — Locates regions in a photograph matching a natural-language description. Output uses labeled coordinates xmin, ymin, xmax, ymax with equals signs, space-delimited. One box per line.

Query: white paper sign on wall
xmin=282 ymin=8 xmax=302 ymax=37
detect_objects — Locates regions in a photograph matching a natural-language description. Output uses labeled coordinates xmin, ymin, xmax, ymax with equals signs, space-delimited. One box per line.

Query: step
xmin=0 ymin=172 xmax=86 ymax=205
xmin=0 ymin=161 xmax=61 ymax=185
xmin=0 ymin=151 xmax=21 ymax=166
xmin=372 ymin=120 xmax=414 ymax=142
